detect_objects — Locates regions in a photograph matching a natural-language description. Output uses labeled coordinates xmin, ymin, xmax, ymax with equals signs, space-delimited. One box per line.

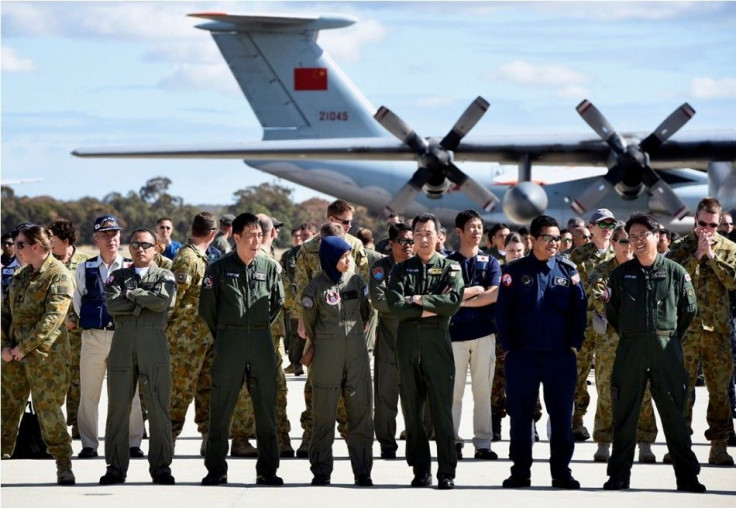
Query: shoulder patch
xmin=684 ymin=273 xmax=691 ymax=282
xmin=477 ymin=255 xmax=489 ymax=262
xmin=602 ymin=286 xmax=611 ymax=302
xmin=449 ymin=263 xmax=461 ymax=271
xmin=325 ymin=289 xmax=341 ymax=305
xmin=502 ymin=273 xmax=512 ymax=287
xmin=105 ymin=274 xmax=115 ymax=286
xmin=363 ymin=285 xmax=369 ymax=297
xmin=301 ymin=295 xmax=314 ymax=310
xmin=175 ymin=272 xmax=191 ymax=284
xmin=202 ymin=274 xmax=214 ymax=289
xmin=372 ymin=266 xmax=385 ymax=281
xmin=571 ymin=273 xmax=580 ymax=285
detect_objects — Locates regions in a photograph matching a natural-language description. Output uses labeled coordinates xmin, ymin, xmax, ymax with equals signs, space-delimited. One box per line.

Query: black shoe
xmin=603 ymin=478 xmax=630 ymax=490
xmin=437 ymin=475 xmax=454 ymax=490
xmin=411 ymin=473 xmax=432 ymax=487
xmin=502 ymin=476 xmax=531 ymax=488
xmin=152 ymin=472 xmax=176 ymax=485
xmin=201 ymin=473 xmax=227 ymax=486
xmin=311 ymin=474 xmax=330 ymax=486
xmin=279 ymin=448 xmax=295 ymax=458
xmin=572 ymin=427 xmax=590 ymax=442
xmin=78 ymin=447 xmax=98 ymax=459
xmin=455 ymin=443 xmax=463 ymax=460
xmin=474 ymin=448 xmax=498 ymax=460
xmin=491 ymin=416 xmax=502 ymax=442
xmin=294 ymin=364 xmax=304 ymax=376
xmin=676 ymin=478 xmax=706 ymax=493
xmin=256 ymin=474 xmax=284 ymax=486
xmin=727 ymin=432 xmax=736 ymax=447
xmin=381 ymin=450 xmax=397 ymax=459
xmin=99 ymin=471 xmax=125 ymax=485
xmin=355 ymin=474 xmax=373 ymax=487
xmin=129 ymin=447 xmax=145 ymax=458
xmin=296 ymin=447 xmax=309 ymax=459
xmin=552 ymin=476 xmax=580 ymax=489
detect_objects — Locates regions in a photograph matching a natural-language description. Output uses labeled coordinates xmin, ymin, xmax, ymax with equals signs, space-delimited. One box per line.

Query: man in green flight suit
xmin=199 ymin=213 xmax=285 ymax=487
xmin=603 ymin=213 xmax=704 ymax=493
xmin=387 ymin=213 xmax=464 ymax=490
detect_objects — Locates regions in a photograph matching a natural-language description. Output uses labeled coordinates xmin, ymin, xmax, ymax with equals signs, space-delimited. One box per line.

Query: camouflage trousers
xmin=231 ymin=336 xmax=291 ymax=441
xmin=593 ymin=328 xmax=658 ymax=443
xmin=683 ymin=328 xmax=735 ymax=441
xmin=572 ymin=324 xmax=596 ymax=429
xmin=2 ymin=351 xmax=72 ymax=460
xmin=168 ymin=333 xmax=214 ymax=438
xmin=65 ymin=326 xmax=82 ymax=426
xmin=491 ymin=341 xmax=541 ymax=421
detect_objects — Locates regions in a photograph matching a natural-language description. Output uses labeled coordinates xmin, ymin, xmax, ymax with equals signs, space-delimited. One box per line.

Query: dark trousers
xmin=374 ymin=318 xmax=400 ymax=454
xmin=505 ymin=349 xmax=576 ymax=480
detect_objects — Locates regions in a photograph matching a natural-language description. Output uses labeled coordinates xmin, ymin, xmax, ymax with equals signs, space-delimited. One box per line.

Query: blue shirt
xmin=496 ymin=254 xmax=587 ymax=352
xmin=163 ymin=241 xmax=182 ymax=260
xmin=448 ymin=251 xmax=501 ymax=341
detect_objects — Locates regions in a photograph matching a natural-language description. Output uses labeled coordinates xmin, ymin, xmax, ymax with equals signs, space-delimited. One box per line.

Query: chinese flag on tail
xmin=294 ymin=68 xmax=328 ymax=91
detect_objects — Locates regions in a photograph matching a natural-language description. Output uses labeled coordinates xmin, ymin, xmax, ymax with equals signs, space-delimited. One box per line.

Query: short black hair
xmin=47 ymin=219 xmax=77 ymax=245
xmin=412 ymin=213 xmax=442 ymax=234
xmin=128 ymin=227 xmax=157 ymax=243
xmin=658 ymin=227 xmax=672 ymax=242
xmin=388 ymin=222 xmax=412 ymax=241
xmin=624 ymin=212 xmax=660 ymax=234
xmin=529 ymin=216 xmax=559 ymax=237
xmin=517 ymin=226 xmax=531 ymax=236
xmin=487 ymin=223 xmax=509 ymax=240
xmin=455 ymin=209 xmax=482 ymax=230
xmin=232 ymin=213 xmax=261 ymax=235
xmin=1 ymin=233 xmax=12 ymax=243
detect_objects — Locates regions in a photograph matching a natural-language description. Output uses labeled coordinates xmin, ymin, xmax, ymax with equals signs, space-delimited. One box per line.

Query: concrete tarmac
xmin=2 ymin=360 xmax=735 ymax=507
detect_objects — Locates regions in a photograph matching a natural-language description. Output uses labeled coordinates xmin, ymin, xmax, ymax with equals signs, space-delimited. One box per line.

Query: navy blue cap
xmin=94 ymin=215 xmax=122 ymax=232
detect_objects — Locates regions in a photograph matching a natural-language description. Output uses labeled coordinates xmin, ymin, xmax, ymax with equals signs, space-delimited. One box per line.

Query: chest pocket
xmin=549 ymin=277 xmax=572 ymax=312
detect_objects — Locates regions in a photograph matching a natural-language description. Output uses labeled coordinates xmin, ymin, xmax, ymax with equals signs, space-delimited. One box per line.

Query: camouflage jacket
xmin=569 ymin=241 xmax=615 ymax=312
xmin=280 ymin=245 xmax=300 ymax=315
xmin=666 ymin=232 xmax=736 ymax=333
xmin=259 ymin=246 xmax=286 ymax=338
xmin=166 ymin=241 xmax=212 ymax=343
xmin=589 ymin=256 xmax=621 ymax=316
xmin=1 ymin=254 xmax=73 ymax=358
xmin=292 ymin=233 xmax=369 ymax=319
xmin=155 ymin=253 xmax=173 ymax=270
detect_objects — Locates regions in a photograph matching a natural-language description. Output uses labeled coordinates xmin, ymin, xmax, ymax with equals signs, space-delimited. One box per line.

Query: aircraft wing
xmin=72 ymin=131 xmax=736 ymax=170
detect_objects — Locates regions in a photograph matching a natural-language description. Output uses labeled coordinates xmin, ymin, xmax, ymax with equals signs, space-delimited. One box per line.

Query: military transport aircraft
xmin=72 ymin=12 xmax=736 ymax=232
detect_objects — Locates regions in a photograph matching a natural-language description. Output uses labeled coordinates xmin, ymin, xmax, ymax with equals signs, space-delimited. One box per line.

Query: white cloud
xmin=556 ymin=85 xmax=590 ymax=100
xmin=319 ymin=19 xmax=388 ymax=63
xmin=490 ymin=60 xmax=591 ymax=87
xmin=1 ymin=47 xmax=37 ymax=73
xmin=688 ymin=77 xmax=736 ymax=99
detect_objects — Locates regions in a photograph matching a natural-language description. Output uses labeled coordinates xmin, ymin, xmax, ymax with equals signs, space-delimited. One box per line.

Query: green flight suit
xmin=605 ymin=254 xmax=700 ymax=483
xmin=387 ymin=252 xmax=464 ymax=479
xmin=104 ymin=264 xmax=176 ymax=478
xmin=302 ymin=271 xmax=374 ymax=477
xmin=199 ymin=252 xmax=284 ymax=478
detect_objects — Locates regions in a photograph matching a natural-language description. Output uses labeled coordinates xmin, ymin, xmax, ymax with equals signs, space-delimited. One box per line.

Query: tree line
xmin=1 ymin=177 xmax=386 ymax=248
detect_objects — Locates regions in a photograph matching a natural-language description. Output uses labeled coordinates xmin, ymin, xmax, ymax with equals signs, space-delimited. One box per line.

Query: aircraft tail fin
xmin=191 ymin=12 xmax=385 ymax=141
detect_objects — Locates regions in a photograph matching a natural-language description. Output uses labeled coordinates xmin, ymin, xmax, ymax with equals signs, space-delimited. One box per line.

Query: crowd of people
xmin=2 ymin=197 xmax=735 ymax=492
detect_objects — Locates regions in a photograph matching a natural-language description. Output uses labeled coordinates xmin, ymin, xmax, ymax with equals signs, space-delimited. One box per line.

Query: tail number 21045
xmin=319 ymin=111 xmax=349 ymax=121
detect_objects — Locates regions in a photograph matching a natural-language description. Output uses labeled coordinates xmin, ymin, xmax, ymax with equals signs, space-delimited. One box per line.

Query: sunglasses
xmin=130 ymin=241 xmax=154 ymax=250
xmin=722 ymin=222 xmax=733 ymax=227
xmin=14 ymin=241 xmax=31 ymax=250
xmin=697 ymin=220 xmax=718 ymax=229
xmin=539 ymin=235 xmax=561 ymax=243
xmin=580 ymin=235 xmax=592 ymax=240
xmin=332 ymin=217 xmax=352 ymax=226
xmin=615 ymin=238 xmax=630 ymax=245
xmin=596 ymin=222 xmax=617 ymax=230
xmin=561 ymin=237 xmax=573 ymax=243
xmin=396 ymin=238 xmax=414 ymax=246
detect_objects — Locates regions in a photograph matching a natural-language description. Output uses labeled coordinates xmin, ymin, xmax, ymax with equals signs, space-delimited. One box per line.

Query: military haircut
xmin=411 ymin=213 xmax=441 ymax=234
xmin=624 ymin=212 xmax=660 ymax=234
xmin=156 ymin=216 xmax=173 ymax=225
xmin=327 ymin=199 xmax=354 ymax=217
xmin=46 ymin=218 xmax=77 ymax=245
xmin=695 ymin=196 xmax=722 ymax=217
xmin=319 ymin=222 xmax=345 ymax=239
xmin=192 ymin=212 xmax=217 ymax=238
xmin=18 ymin=224 xmax=52 ymax=252
xmin=388 ymin=222 xmax=412 ymax=241
xmin=658 ymin=227 xmax=672 ymax=242
xmin=231 ymin=212 xmax=261 ymax=235
xmin=256 ymin=213 xmax=274 ymax=235
xmin=567 ymin=217 xmax=585 ymax=229
xmin=300 ymin=222 xmax=317 ymax=233
xmin=529 ymin=215 xmax=558 ymax=237
xmin=1 ymin=233 xmax=12 ymax=243
xmin=128 ymin=227 xmax=157 ymax=244
xmin=504 ymin=232 xmax=523 ymax=248
xmin=455 ymin=209 xmax=482 ymax=230
xmin=356 ymin=227 xmax=374 ymax=247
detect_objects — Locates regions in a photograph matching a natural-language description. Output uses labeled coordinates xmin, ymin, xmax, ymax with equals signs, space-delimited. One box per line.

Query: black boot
xmin=492 ymin=415 xmax=502 ymax=442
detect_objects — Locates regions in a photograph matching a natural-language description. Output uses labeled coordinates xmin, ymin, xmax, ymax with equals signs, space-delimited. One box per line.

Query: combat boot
xmin=230 ymin=438 xmax=258 ymax=458
xmin=708 ymin=440 xmax=735 ymax=465
xmin=278 ymin=432 xmax=295 ymax=458
xmin=200 ymin=433 xmax=208 ymax=457
xmin=638 ymin=442 xmax=656 ymax=463
xmin=491 ymin=415 xmax=502 ymax=442
xmin=56 ymin=458 xmax=76 ymax=486
xmin=296 ymin=430 xmax=311 ymax=458
xmin=593 ymin=442 xmax=610 ymax=462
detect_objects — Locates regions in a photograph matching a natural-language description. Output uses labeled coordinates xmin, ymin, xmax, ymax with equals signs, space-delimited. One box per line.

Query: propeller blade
xmin=570 ymin=175 xmax=616 ymax=216
xmin=374 ymin=106 xmax=428 ymax=154
xmin=439 ymin=96 xmax=490 ymax=150
xmin=385 ymin=167 xmax=433 ymax=214
xmin=639 ymin=103 xmax=696 ymax=154
xmin=640 ymin=166 xmax=690 ymax=219
xmin=576 ymin=99 xmax=626 ymax=154
xmin=445 ymin=163 xmax=500 ymax=212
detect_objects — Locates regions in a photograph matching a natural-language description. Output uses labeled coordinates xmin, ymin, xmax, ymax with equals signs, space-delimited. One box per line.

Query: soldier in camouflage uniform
xmin=1 ymin=225 xmax=76 ymax=485
xmin=48 ymin=219 xmax=88 ymax=439
xmin=281 ymin=223 xmax=313 ymax=374
xmin=588 ymin=225 xmax=658 ymax=463
xmin=569 ymin=208 xmax=617 ymax=441
xmin=167 ymin=213 xmax=217 ymax=455
xmin=292 ymin=201 xmax=369 ymax=458
xmin=667 ymin=197 xmax=736 ymax=466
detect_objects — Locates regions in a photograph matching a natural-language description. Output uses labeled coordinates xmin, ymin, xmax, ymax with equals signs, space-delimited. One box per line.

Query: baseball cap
xmin=589 ymin=208 xmax=615 ymax=224
xmin=94 ymin=215 xmax=122 ymax=232
xmin=220 ymin=214 xmax=235 ymax=226
xmin=12 ymin=222 xmax=36 ymax=239
xmin=272 ymin=217 xmax=284 ymax=229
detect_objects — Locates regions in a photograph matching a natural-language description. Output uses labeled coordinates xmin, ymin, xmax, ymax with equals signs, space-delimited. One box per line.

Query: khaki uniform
xmin=63 ymin=249 xmax=88 ymax=428
xmin=569 ymin=242 xmax=615 ymax=432
xmin=1 ymin=255 xmax=74 ymax=461
xmin=167 ymin=242 xmax=214 ymax=440
xmin=667 ymin=232 xmax=736 ymax=441
xmin=302 ymin=271 xmax=374 ymax=477
xmin=589 ymin=257 xmax=658 ymax=444
xmin=103 ymin=264 xmax=177 ymax=478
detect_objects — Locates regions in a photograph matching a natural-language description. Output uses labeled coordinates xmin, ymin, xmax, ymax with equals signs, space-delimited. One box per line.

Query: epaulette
xmin=558 ymin=257 xmax=578 ymax=270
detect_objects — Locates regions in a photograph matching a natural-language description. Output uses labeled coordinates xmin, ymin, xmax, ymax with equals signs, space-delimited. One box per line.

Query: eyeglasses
xmin=697 ymin=220 xmax=718 ymax=228
xmin=629 ymin=232 xmax=653 ymax=242
xmin=561 ymin=237 xmax=573 ymax=243
xmin=395 ymin=238 xmax=414 ymax=246
xmin=579 ymin=235 xmax=592 ymax=240
xmin=14 ymin=241 xmax=31 ymax=250
xmin=331 ymin=217 xmax=352 ymax=226
xmin=158 ymin=225 xmax=172 ymax=230
xmin=596 ymin=221 xmax=617 ymax=230
xmin=615 ymin=238 xmax=630 ymax=245
xmin=538 ymin=235 xmax=561 ymax=243
xmin=130 ymin=241 xmax=154 ymax=250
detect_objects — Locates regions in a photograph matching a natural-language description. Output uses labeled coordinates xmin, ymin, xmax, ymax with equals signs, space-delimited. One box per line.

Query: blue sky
xmin=2 ymin=1 xmax=735 ymax=206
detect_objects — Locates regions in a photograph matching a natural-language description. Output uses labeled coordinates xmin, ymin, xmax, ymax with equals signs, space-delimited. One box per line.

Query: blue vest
xmin=79 ymin=256 xmax=130 ymax=330
xmin=2 ymin=264 xmax=19 ymax=297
